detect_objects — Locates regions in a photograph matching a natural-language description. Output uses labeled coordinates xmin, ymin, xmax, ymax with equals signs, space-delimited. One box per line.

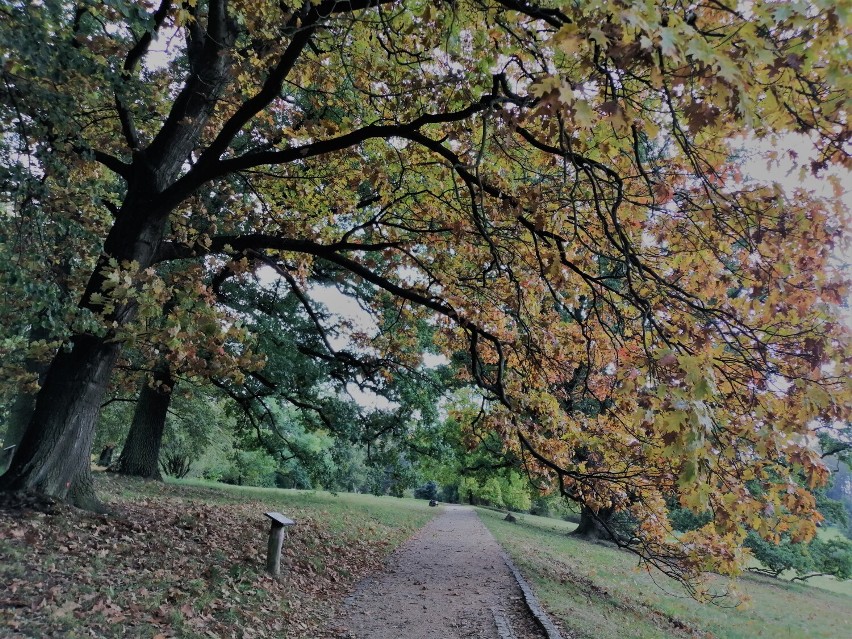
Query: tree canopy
xmin=1 ymin=0 xmax=850 ymax=592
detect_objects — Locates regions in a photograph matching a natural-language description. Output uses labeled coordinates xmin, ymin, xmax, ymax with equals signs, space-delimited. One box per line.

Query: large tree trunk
xmin=0 ymin=196 xmax=172 ymax=510
xmin=0 ymin=201 xmax=169 ymax=509
xmin=0 ymin=335 xmax=122 ymax=511
xmin=572 ymin=505 xmax=615 ymax=540
xmin=115 ymin=364 xmax=175 ymax=480
xmin=0 ymin=6 xmax=236 ymax=509
xmin=0 ymin=202 xmax=174 ymax=509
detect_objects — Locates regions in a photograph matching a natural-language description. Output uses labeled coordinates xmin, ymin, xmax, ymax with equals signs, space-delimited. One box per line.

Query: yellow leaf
xmin=573 ymin=99 xmax=595 ymax=129
xmin=553 ymin=24 xmax=583 ymax=55
xmin=589 ymin=27 xmax=609 ymax=50
xmin=529 ymin=76 xmax=560 ymax=98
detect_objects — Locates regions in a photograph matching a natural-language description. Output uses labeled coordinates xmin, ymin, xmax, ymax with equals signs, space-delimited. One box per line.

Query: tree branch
xmin=115 ymin=0 xmax=174 ymax=150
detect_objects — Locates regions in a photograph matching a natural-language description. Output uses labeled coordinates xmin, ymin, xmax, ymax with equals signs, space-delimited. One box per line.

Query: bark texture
xmin=3 ymin=392 xmax=38 ymax=450
xmin=115 ymin=364 xmax=174 ymax=480
xmin=571 ymin=505 xmax=615 ymax=540
xmin=0 ymin=335 xmax=121 ymax=512
xmin=0 ymin=4 xmax=237 ymax=509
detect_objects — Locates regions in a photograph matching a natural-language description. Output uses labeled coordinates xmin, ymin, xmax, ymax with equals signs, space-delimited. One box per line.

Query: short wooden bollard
xmin=264 ymin=512 xmax=295 ymax=577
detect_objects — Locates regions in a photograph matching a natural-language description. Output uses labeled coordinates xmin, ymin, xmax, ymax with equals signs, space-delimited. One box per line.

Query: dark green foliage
xmin=212 ymin=275 xmax=451 ymax=496
xmin=159 ymin=446 xmax=193 ymax=479
xmin=365 ymin=456 xmax=417 ymax=498
xmin=668 ymin=506 xmax=713 ymax=533
xmin=609 ymin=509 xmax=640 ymax=540
xmin=414 ymin=480 xmax=439 ymax=501
xmin=746 ymin=531 xmax=852 ymax=581
xmin=529 ymin=494 xmax=578 ymax=520
xmin=818 ymin=426 xmax=852 ymax=470
xmin=439 ymin=483 xmax=459 ymax=504
xmin=97 ymin=382 xmax=231 ymax=478
xmin=804 ymin=538 xmax=852 ymax=582
xmin=746 ymin=532 xmax=813 ymax=578
xmin=815 ymin=489 xmax=849 ymax=529
xmin=216 ymin=449 xmax=278 ymax=488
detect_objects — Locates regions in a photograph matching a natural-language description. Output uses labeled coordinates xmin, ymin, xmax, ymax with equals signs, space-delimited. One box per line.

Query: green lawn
xmin=478 ymin=508 xmax=852 ymax=639
xmin=169 ymin=477 xmax=434 ymax=536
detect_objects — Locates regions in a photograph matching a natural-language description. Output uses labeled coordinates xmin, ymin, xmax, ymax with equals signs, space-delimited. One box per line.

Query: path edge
xmin=500 ymin=551 xmax=565 ymax=639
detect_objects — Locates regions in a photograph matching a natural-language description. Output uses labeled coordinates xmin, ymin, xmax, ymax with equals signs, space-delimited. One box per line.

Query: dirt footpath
xmin=325 ymin=505 xmax=547 ymax=639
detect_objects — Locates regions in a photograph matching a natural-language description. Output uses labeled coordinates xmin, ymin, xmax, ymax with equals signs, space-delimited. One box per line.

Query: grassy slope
xmin=0 ymin=475 xmax=436 ymax=639
xmin=478 ymin=508 xmax=852 ymax=639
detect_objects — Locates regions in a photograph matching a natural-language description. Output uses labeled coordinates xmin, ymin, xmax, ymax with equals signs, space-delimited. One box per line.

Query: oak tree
xmin=1 ymin=0 xmax=849 ymax=590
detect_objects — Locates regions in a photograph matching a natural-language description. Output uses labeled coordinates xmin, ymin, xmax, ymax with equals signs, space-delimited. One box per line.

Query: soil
xmin=323 ymin=505 xmax=549 ymax=639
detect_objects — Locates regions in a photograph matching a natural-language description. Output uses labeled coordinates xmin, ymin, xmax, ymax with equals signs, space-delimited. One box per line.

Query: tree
xmin=95 ymin=373 xmax=237 ymax=479
xmin=0 ymin=144 xmax=107 ymax=451
xmin=106 ymin=260 xmax=261 ymax=479
xmin=1 ymin=0 xmax=849 ymax=591
xmin=413 ymin=479 xmax=439 ymax=500
xmin=746 ymin=533 xmax=852 ymax=583
xmin=113 ymin=360 xmax=174 ymax=479
xmin=210 ymin=264 xmax=448 ymax=484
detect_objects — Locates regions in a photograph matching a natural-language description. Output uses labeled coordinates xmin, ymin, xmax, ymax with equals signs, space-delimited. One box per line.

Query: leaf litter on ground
xmin=0 ymin=474 xmax=433 ymax=638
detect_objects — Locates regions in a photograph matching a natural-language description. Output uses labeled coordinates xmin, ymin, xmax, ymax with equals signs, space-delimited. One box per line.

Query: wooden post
xmin=264 ymin=512 xmax=295 ymax=577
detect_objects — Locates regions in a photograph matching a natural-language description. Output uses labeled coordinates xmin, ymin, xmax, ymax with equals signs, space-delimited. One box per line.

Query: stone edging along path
xmin=501 ymin=550 xmax=564 ymax=639
xmin=324 ymin=505 xmax=565 ymax=639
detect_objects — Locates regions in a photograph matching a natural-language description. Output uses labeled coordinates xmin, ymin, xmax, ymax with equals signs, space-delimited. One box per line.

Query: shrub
xmin=414 ymin=480 xmax=439 ymax=501
xmin=746 ymin=531 xmax=852 ymax=581
xmin=668 ymin=507 xmax=713 ymax=532
xmin=439 ymin=483 xmax=459 ymax=503
xmin=218 ymin=449 xmax=278 ymax=487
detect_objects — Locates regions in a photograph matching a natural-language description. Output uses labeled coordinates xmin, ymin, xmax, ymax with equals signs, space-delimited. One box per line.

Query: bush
xmin=668 ymin=506 xmax=713 ymax=532
xmin=218 ymin=449 xmax=278 ymax=487
xmin=478 ymin=477 xmax=505 ymax=508
xmin=529 ymin=496 xmax=554 ymax=517
xmin=159 ymin=445 xmax=193 ymax=478
xmin=414 ymin=480 xmax=439 ymax=501
xmin=610 ymin=509 xmax=640 ymax=540
xmin=439 ymin=483 xmax=459 ymax=503
xmin=746 ymin=531 xmax=852 ymax=581
xmin=501 ymin=472 xmax=532 ymax=512
xmin=530 ymin=494 xmax=579 ymax=519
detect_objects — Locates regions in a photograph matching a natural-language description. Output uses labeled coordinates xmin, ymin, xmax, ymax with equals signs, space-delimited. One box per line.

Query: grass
xmin=740 ymin=524 xmax=852 ymax=596
xmin=478 ymin=508 xmax=852 ymax=639
xmin=169 ymin=477 xmax=434 ymax=538
xmin=0 ymin=473 xmax=437 ymax=638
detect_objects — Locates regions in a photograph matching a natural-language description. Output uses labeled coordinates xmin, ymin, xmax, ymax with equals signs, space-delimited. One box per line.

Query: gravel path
xmin=324 ymin=505 xmax=547 ymax=639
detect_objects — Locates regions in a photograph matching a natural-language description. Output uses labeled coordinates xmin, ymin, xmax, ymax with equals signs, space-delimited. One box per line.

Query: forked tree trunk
xmin=115 ymin=364 xmax=175 ymax=480
xmin=0 ymin=6 xmax=240 ymax=510
xmin=572 ymin=505 xmax=615 ymax=540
